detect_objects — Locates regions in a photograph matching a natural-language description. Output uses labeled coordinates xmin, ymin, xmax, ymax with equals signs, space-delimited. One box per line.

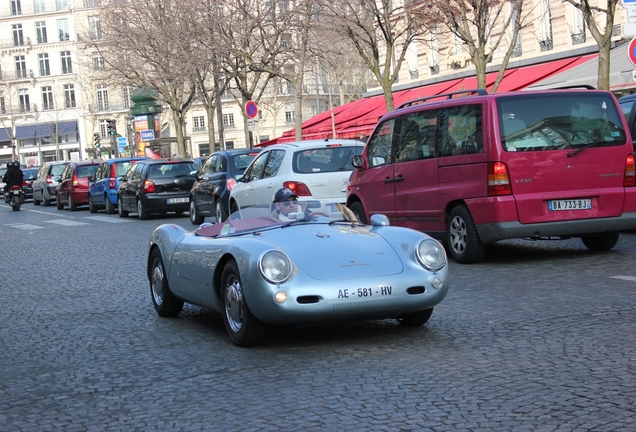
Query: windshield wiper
xmin=567 ymin=141 xmax=606 ymax=158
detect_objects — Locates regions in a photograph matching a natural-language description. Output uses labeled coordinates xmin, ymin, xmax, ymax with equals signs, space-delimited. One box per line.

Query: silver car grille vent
xmin=406 ymin=286 xmax=425 ymax=295
xmin=332 ymin=299 xmax=400 ymax=315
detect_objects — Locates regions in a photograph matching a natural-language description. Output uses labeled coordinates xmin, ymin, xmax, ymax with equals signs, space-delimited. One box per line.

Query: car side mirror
xmin=53 ymin=176 xmax=61 ymax=182
xmin=351 ymin=155 xmax=363 ymax=169
xmin=88 ymin=175 xmax=95 ymax=182
xmin=236 ymin=174 xmax=245 ymax=182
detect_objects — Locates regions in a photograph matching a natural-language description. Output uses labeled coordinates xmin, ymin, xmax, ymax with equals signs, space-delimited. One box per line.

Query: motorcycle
xmin=5 ymin=185 xmax=25 ymax=211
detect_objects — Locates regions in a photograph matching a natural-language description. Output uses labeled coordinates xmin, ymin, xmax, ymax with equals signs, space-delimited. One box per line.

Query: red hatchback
xmin=56 ymin=160 xmax=101 ymax=211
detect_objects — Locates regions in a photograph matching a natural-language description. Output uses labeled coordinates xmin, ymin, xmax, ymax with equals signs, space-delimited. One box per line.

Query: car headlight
xmin=259 ymin=250 xmax=292 ymax=284
xmin=415 ymin=239 xmax=447 ymax=272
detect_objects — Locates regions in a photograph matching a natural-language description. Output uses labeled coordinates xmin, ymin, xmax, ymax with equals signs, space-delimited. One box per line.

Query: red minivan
xmin=347 ymin=88 xmax=636 ymax=263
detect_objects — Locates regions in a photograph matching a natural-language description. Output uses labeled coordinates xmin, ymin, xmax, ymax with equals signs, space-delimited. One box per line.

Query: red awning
xmin=256 ymin=53 xmax=597 ymax=147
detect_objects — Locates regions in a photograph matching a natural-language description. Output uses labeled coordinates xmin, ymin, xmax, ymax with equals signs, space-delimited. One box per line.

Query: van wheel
xmin=446 ymin=205 xmax=486 ymax=264
xmin=348 ymin=201 xmax=368 ymax=224
xmin=581 ymin=231 xmax=620 ymax=251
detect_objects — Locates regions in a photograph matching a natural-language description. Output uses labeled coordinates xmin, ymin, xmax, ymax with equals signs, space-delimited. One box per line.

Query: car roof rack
xmin=551 ymin=84 xmax=596 ymax=90
xmin=398 ymin=88 xmax=488 ymax=109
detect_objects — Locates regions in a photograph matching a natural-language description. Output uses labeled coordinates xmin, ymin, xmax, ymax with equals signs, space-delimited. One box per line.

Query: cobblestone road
xmin=1 ymin=203 xmax=635 ymax=431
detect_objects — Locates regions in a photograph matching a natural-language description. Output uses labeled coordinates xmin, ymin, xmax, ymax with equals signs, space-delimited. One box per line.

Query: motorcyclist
xmin=3 ymin=161 xmax=24 ymax=197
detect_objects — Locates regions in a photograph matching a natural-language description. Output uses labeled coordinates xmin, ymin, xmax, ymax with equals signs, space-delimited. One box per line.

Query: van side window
xmin=395 ymin=110 xmax=439 ymax=163
xmin=442 ymin=104 xmax=483 ymax=156
xmin=366 ymin=119 xmax=395 ymax=167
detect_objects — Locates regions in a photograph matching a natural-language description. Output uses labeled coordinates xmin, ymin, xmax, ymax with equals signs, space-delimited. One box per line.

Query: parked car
xmin=118 ymin=158 xmax=198 ymax=220
xmin=0 ymin=165 xmax=7 ymax=196
xmin=56 ymin=160 xmax=101 ymax=211
xmin=148 ymin=201 xmax=450 ymax=347
xmin=21 ymin=167 xmax=39 ymax=201
xmin=618 ymin=93 xmax=636 ymax=138
xmin=88 ymin=157 xmax=148 ymax=214
xmin=32 ymin=161 xmax=70 ymax=206
xmin=189 ymin=148 xmax=261 ymax=224
xmin=347 ymin=88 xmax=636 ymax=264
xmin=193 ymin=156 xmax=208 ymax=170
xmin=229 ymin=140 xmax=364 ymax=214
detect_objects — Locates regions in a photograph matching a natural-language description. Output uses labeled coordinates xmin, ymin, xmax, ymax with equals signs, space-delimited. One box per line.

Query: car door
xmin=249 ymin=149 xmax=286 ymax=205
xmin=92 ymin=162 xmax=107 ymax=206
xmin=231 ymin=150 xmax=269 ymax=209
xmin=57 ymin=164 xmax=72 ymax=204
xmin=119 ymin=163 xmax=140 ymax=210
xmin=33 ymin=164 xmax=47 ymax=199
xmin=197 ymin=154 xmax=221 ymax=212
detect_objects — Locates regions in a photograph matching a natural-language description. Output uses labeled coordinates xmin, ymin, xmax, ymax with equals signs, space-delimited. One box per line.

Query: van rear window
xmin=497 ymin=93 xmax=626 ymax=152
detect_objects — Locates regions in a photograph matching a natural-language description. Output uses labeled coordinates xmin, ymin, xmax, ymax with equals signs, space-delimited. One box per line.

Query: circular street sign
xmin=629 ymin=38 xmax=636 ymax=67
xmin=245 ymin=100 xmax=258 ymax=119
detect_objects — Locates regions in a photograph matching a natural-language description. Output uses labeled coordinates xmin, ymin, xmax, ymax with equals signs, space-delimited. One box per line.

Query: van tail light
xmin=143 ymin=180 xmax=156 ymax=193
xmin=226 ymin=178 xmax=236 ymax=191
xmin=46 ymin=174 xmax=53 ymax=184
xmin=72 ymin=174 xmax=79 ymax=187
xmin=283 ymin=181 xmax=312 ymax=197
xmin=109 ymin=164 xmax=116 ymax=189
xmin=625 ymin=154 xmax=635 ymax=187
xmin=487 ymin=162 xmax=512 ymax=196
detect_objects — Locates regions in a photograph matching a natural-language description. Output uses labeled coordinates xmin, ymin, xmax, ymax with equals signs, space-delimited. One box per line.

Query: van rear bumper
xmin=477 ymin=212 xmax=636 ymax=244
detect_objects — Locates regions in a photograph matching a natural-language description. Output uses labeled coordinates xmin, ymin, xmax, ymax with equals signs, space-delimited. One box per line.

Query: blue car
xmin=88 ymin=157 xmax=148 ymax=214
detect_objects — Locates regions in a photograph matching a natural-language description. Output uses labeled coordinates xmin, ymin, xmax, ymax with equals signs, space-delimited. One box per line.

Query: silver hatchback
xmin=32 ymin=161 xmax=70 ymax=206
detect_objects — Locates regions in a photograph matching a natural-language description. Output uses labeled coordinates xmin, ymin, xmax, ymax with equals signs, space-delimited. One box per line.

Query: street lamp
xmin=125 ymin=114 xmax=135 ymax=156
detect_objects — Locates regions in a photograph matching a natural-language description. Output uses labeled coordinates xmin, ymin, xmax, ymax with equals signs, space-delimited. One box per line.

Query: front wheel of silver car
xmin=398 ymin=308 xmax=434 ymax=326
xmin=446 ymin=205 xmax=485 ymax=264
xmin=189 ymin=198 xmax=204 ymax=225
xmin=149 ymin=248 xmax=183 ymax=317
xmin=581 ymin=231 xmax=620 ymax=251
xmin=221 ymin=260 xmax=265 ymax=347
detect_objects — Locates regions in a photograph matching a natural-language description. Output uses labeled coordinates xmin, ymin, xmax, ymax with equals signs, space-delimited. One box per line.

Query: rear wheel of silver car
xmin=447 ymin=205 xmax=486 ymax=264
xmin=33 ymin=193 xmax=40 ymax=206
xmin=137 ymin=199 xmax=149 ymax=220
xmin=215 ymin=199 xmax=228 ymax=223
xmin=398 ymin=308 xmax=434 ymax=326
xmin=348 ymin=201 xmax=368 ymax=224
xmin=149 ymin=248 xmax=183 ymax=317
xmin=581 ymin=231 xmax=620 ymax=251
xmin=118 ymin=196 xmax=129 ymax=218
xmin=221 ymin=260 xmax=265 ymax=347
xmin=105 ymin=197 xmax=116 ymax=214
xmin=88 ymin=196 xmax=97 ymax=213
xmin=69 ymin=195 xmax=77 ymax=212
xmin=189 ymin=198 xmax=204 ymax=225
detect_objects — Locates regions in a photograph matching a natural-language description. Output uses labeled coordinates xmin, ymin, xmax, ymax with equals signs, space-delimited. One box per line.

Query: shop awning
xmin=34 ymin=121 xmax=77 ymax=138
xmin=0 ymin=127 xmax=10 ymax=142
xmin=258 ymin=53 xmax=596 ymax=147
xmin=15 ymin=125 xmax=36 ymax=139
xmin=57 ymin=120 xmax=78 ymax=136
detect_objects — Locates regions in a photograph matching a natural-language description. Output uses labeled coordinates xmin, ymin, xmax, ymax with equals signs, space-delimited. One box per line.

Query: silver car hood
xmin=261 ymin=224 xmax=404 ymax=280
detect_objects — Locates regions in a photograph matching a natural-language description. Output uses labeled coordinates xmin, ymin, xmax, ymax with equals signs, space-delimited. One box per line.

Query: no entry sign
xmin=245 ymin=100 xmax=258 ymax=119
xmin=629 ymin=38 xmax=636 ymax=67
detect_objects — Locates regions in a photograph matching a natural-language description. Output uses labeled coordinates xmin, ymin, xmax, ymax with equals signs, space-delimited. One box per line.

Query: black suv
xmin=189 ymin=149 xmax=261 ymax=224
xmin=117 ymin=158 xmax=198 ymax=220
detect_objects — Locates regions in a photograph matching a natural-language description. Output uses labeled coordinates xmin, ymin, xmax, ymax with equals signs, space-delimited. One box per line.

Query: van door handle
xmin=383 ymin=178 xmax=394 ymax=184
xmin=394 ymin=176 xmax=405 ymax=183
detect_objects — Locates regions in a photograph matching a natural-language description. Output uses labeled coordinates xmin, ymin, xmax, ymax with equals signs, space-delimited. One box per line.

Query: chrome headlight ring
xmin=415 ymin=239 xmax=447 ymax=272
xmin=258 ymin=250 xmax=293 ymax=284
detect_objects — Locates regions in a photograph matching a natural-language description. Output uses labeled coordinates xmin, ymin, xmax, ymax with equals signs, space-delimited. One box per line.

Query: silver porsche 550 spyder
xmin=147 ymin=202 xmax=450 ymax=347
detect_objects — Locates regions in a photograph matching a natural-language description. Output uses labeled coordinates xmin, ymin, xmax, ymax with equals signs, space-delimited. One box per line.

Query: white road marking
xmin=83 ymin=216 xmax=132 ymax=223
xmin=610 ymin=276 xmax=636 ymax=282
xmin=5 ymin=223 xmax=44 ymax=230
xmin=45 ymin=219 xmax=89 ymax=226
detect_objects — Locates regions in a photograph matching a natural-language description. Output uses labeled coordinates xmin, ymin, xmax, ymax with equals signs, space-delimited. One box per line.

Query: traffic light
xmin=93 ymin=132 xmax=100 ymax=148
xmin=107 ymin=119 xmax=117 ymax=136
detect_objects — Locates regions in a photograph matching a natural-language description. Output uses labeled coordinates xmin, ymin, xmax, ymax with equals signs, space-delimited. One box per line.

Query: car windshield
xmin=23 ymin=168 xmax=39 ymax=180
xmin=147 ymin=162 xmax=197 ymax=179
xmin=294 ymin=145 xmax=363 ymax=173
xmin=51 ymin=164 xmax=67 ymax=176
xmin=231 ymin=152 xmax=260 ymax=171
xmin=497 ymin=93 xmax=627 ymax=152
xmin=76 ymin=165 xmax=99 ymax=178
xmin=194 ymin=202 xmax=359 ymax=238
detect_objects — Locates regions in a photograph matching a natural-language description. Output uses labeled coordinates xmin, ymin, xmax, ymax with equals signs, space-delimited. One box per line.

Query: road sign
xmin=117 ymin=136 xmax=128 ymax=147
xmin=245 ymin=100 xmax=258 ymax=119
xmin=247 ymin=119 xmax=259 ymax=131
xmin=140 ymin=129 xmax=155 ymax=141
xmin=629 ymin=38 xmax=636 ymax=67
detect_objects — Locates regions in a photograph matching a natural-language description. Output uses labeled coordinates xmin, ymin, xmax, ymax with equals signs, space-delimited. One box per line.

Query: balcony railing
xmin=1 ymin=1 xmax=70 ymax=18
xmin=0 ymin=69 xmax=34 ymax=81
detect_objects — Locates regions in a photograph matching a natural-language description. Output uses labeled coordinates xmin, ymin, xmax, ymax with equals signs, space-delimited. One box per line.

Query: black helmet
xmin=11 ymin=161 xmax=19 ymax=168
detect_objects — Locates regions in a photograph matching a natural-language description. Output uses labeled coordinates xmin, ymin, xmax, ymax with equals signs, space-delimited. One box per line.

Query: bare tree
xmin=563 ymin=0 xmax=620 ymax=91
xmin=319 ymin=0 xmax=419 ymax=112
xmin=416 ymin=0 xmax=530 ymax=92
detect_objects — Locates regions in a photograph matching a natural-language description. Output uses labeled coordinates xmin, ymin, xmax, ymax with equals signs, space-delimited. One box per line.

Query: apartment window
xmin=225 ymin=141 xmax=234 ymax=150
xmin=222 ymin=113 xmax=235 ymax=128
xmin=89 ymin=16 xmax=101 ymax=40
xmin=11 ymin=0 xmax=22 ymax=15
xmin=193 ymin=116 xmax=205 ymax=131
xmin=36 ymin=22 xmax=48 ymax=44
xmin=58 ymin=19 xmax=69 ymax=41
xmin=97 ymin=84 xmax=109 ymax=111
xmin=285 ymin=110 xmax=295 ymax=123
xmin=64 ymin=84 xmax=76 ymax=108
xmin=571 ymin=6 xmax=586 ymax=45
xmin=38 ymin=54 xmax=50 ymax=76
xmin=15 ymin=56 xmax=27 ymax=79
xmin=122 ymin=86 xmax=132 ymax=109
xmin=93 ymin=52 xmax=104 ymax=71
xmin=57 ymin=0 xmax=68 ymax=11
xmin=0 ymin=92 xmax=6 ymax=115
xmin=19 ymin=89 xmax=30 ymax=112
xmin=42 ymin=86 xmax=54 ymax=110
xmin=538 ymin=0 xmax=553 ymax=51
xmin=13 ymin=24 xmax=25 ymax=47
xmin=34 ymin=0 xmax=45 ymax=13
xmin=61 ymin=51 xmax=72 ymax=74
xmin=85 ymin=0 xmax=101 ymax=6
xmin=99 ymin=119 xmax=108 ymax=137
